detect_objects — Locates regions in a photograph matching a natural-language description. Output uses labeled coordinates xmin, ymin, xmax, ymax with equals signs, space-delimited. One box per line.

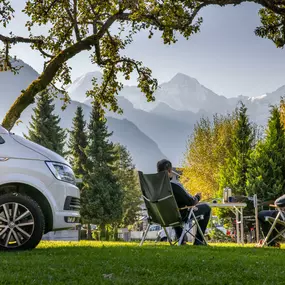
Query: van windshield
xmin=0 ymin=126 xmax=8 ymax=134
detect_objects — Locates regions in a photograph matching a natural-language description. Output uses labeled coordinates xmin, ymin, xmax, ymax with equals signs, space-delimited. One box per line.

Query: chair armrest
xmin=179 ymin=205 xmax=197 ymax=210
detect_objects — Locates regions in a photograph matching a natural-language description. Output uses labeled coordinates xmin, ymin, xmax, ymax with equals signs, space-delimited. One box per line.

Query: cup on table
xmin=228 ymin=196 xmax=234 ymax=203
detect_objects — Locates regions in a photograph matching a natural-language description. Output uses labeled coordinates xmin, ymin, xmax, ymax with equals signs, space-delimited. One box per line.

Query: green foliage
xmin=113 ymin=144 xmax=142 ymax=227
xmin=246 ymin=105 xmax=285 ymax=201
xmin=2 ymin=0 xmax=285 ymax=130
xmin=219 ymin=102 xmax=255 ymax=196
xmin=68 ymin=106 xmax=88 ymax=185
xmin=255 ymin=8 xmax=285 ymax=48
xmin=1 ymin=0 xmax=205 ymax=130
xmin=182 ymin=113 xmax=235 ymax=200
xmin=25 ymin=90 xmax=67 ymax=156
xmin=80 ymin=101 xmax=123 ymax=227
xmin=207 ymin=227 xmax=232 ymax=243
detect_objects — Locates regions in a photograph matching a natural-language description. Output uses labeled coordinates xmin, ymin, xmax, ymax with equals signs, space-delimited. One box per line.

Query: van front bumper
xmin=52 ymin=210 xmax=81 ymax=230
xmin=48 ymin=180 xmax=81 ymax=230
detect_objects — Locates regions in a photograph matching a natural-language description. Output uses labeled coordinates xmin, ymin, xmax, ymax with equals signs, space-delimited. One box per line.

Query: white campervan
xmin=0 ymin=126 xmax=80 ymax=251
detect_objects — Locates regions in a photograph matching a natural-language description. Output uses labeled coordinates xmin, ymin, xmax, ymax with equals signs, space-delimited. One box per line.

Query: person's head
xmin=157 ymin=159 xmax=173 ymax=179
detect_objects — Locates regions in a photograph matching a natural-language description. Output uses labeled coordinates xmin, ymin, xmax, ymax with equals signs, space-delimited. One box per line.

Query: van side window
xmin=0 ymin=136 xmax=5 ymax=144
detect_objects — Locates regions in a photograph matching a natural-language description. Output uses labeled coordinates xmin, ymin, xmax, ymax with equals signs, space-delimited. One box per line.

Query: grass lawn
xmin=0 ymin=241 xmax=284 ymax=284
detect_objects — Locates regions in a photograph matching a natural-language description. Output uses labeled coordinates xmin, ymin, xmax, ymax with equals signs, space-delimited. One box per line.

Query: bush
xmin=207 ymin=227 xmax=232 ymax=243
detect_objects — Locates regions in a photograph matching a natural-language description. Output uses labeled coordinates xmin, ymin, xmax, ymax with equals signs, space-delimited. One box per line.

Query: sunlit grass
xmin=0 ymin=241 xmax=284 ymax=284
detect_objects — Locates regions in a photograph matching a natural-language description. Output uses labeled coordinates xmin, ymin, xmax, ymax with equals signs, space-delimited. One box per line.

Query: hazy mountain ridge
xmin=0 ymin=63 xmax=166 ymax=172
xmin=1 ymin=60 xmax=285 ymax=169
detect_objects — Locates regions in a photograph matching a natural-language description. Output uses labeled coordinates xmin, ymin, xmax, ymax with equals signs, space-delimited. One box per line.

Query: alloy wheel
xmin=0 ymin=202 xmax=35 ymax=248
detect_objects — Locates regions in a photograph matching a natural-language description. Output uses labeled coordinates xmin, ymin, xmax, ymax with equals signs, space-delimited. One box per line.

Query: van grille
xmin=64 ymin=196 xmax=80 ymax=211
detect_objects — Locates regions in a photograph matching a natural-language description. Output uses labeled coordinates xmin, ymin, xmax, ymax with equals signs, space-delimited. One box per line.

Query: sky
xmin=2 ymin=1 xmax=285 ymax=98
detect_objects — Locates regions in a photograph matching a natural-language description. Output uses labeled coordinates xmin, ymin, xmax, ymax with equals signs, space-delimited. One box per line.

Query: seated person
xmin=157 ymin=159 xmax=211 ymax=246
xmin=258 ymin=194 xmax=285 ymax=247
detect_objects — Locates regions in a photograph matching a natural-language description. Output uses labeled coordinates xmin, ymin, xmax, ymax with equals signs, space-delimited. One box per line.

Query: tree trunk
xmin=87 ymin=223 xmax=92 ymax=240
xmin=100 ymin=224 xmax=106 ymax=241
xmin=113 ymin=226 xmax=118 ymax=241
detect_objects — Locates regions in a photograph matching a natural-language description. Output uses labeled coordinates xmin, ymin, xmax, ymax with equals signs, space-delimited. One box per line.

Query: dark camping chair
xmin=261 ymin=195 xmax=285 ymax=247
xmin=138 ymin=171 xmax=207 ymax=246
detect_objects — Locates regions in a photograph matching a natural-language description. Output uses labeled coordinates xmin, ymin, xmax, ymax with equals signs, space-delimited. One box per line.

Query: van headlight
xmin=46 ymin=161 xmax=76 ymax=185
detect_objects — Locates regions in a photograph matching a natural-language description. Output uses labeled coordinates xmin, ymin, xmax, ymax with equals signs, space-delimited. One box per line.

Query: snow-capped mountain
xmin=69 ymin=71 xmax=231 ymax=114
xmin=67 ymin=71 xmax=103 ymax=103
xmin=3 ymin=59 xmax=285 ymax=169
xmin=0 ymin=63 xmax=166 ymax=172
xmin=249 ymin=94 xmax=268 ymax=102
xmin=153 ymin=73 xmax=230 ymax=113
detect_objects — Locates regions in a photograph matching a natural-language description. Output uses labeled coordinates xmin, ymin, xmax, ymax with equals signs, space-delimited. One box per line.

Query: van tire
xmin=0 ymin=193 xmax=45 ymax=251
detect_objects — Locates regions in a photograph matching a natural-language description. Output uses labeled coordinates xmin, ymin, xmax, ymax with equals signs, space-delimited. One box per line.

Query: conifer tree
xmin=219 ymin=102 xmax=255 ymax=196
xmin=80 ymin=101 xmax=123 ymax=239
xmin=113 ymin=144 xmax=141 ymax=227
xmin=25 ymin=90 xmax=66 ymax=156
xmin=68 ymin=106 xmax=88 ymax=184
xmin=246 ymin=105 xmax=285 ymax=201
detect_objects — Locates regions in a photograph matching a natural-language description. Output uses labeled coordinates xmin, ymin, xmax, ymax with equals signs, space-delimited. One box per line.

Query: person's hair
xmin=157 ymin=159 xmax=172 ymax=172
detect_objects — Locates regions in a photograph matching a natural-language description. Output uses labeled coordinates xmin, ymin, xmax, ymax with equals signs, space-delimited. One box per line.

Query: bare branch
xmin=50 ymin=82 xmax=67 ymax=94
xmin=64 ymin=1 xmax=81 ymax=41
xmin=0 ymin=34 xmax=43 ymax=45
xmin=196 ymin=0 xmax=285 ymax=14
xmin=99 ymin=65 xmax=116 ymax=98
xmin=191 ymin=3 xmax=208 ymax=21
xmin=38 ymin=46 xmax=54 ymax=58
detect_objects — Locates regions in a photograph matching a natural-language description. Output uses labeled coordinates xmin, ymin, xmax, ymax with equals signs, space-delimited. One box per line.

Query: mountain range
xmin=1 ymin=60 xmax=284 ymax=171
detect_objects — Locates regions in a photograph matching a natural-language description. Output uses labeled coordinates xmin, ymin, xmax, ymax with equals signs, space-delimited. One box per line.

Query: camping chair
xmin=138 ymin=171 xmax=207 ymax=246
xmin=261 ymin=195 xmax=285 ymax=247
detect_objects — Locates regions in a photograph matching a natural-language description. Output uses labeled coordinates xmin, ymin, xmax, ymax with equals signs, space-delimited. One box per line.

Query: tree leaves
xmin=247 ymin=104 xmax=285 ymax=201
xmin=1 ymin=0 xmax=204 ymax=130
xmin=182 ymin=113 xmax=236 ymax=200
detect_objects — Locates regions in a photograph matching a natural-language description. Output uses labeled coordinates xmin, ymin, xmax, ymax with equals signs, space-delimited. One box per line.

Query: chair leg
xmin=178 ymin=226 xmax=187 ymax=246
xmin=267 ymin=228 xmax=285 ymax=245
xmin=178 ymin=208 xmax=194 ymax=246
xmin=193 ymin=214 xmax=207 ymax=245
xmin=163 ymin=227 xmax=173 ymax=246
xmin=140 ymin=223 xmax=150 ymax=246
xmin=261 ymin=212 xmax=281 ymax=247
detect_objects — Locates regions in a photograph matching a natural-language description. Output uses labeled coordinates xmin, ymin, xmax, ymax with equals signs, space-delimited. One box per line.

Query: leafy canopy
xmin=0 ymin=0 xmax=204 ymax=130
xmin=2 ymin=0 xmax=285 ymax=130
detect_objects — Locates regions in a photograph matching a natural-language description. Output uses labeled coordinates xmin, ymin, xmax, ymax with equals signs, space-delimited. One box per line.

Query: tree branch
xmin=0 ymin=34 xmax=43 ymax=45
xmin=191 ymin=3 xmax=209 ymax=21
xmin=64 ymin=1 xmax=81 ymax=42
xmin=196 ymin=0 xmax=251 ymax=5
xmin=2 ymin=11 xmax=128 ymax=130
xmin=259 ymin=0 xmax=285 ymax=14
xmin=38 ymin=46 xmax=54 ymax=58
xmin=43 ymin=0 xmax=61 ymax=16
xmin=195 ymin=0 xmax=285 ymax=14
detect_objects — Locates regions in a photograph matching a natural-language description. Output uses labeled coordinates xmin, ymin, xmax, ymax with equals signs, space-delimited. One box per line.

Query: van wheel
xmin=0 ymin=193 xmax=45 ymax=251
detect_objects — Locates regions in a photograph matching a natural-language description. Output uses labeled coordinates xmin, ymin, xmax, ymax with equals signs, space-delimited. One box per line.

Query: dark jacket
xmin=170 ymin=181 xmax=198 ymax=208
